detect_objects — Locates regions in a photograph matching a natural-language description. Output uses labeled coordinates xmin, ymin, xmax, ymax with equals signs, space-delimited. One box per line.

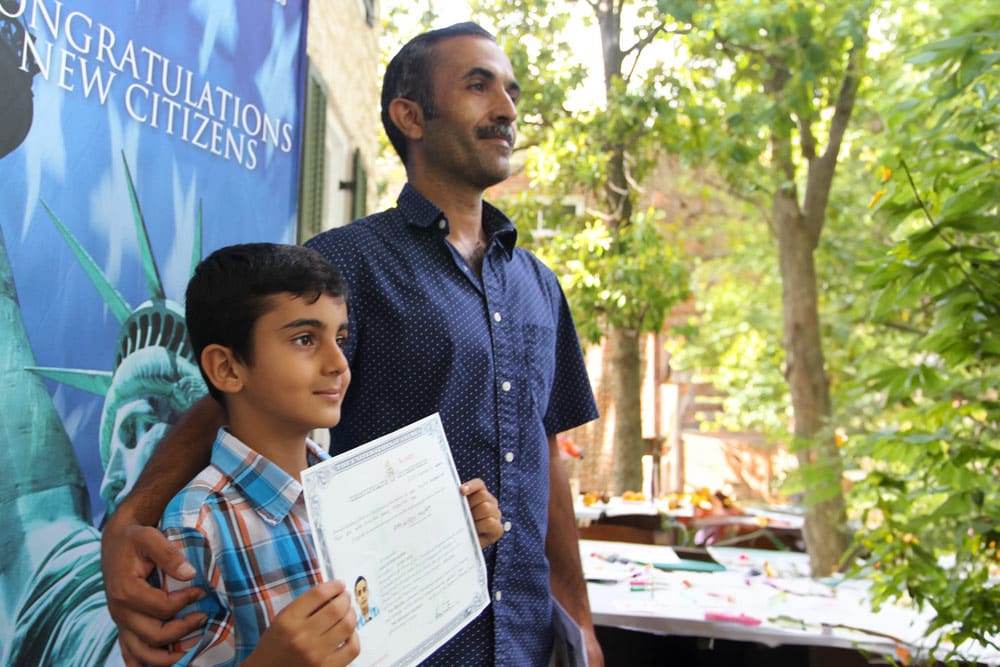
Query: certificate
xmin=301 ymin=413 xmax=489 ymax=667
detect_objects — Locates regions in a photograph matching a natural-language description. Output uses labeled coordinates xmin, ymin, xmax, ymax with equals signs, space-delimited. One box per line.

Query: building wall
xmin=306 ymin=0 xmax=380 ymax=229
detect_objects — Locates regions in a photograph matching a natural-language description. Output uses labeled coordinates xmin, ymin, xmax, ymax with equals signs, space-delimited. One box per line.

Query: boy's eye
xmin=293 ymin=333 xmax=314 ymax=346
xmin=335 ymin=334 xmax=348 ymax=348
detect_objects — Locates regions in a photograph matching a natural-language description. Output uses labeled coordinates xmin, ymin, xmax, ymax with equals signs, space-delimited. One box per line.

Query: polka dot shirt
xmin=305 ymin=184 xmax=598 ymax=666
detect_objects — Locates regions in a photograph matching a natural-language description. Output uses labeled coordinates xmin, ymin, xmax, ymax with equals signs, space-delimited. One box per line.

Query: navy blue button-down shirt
xmin=306 ymin=185 xmax=598 ymax=666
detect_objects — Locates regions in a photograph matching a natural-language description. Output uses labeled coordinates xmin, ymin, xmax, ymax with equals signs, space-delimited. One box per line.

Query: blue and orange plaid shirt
xmin=157 ymin=428 xmax=328 ymax=667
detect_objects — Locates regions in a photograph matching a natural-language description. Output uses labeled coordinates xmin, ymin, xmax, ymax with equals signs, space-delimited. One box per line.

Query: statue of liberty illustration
xmin=0 ymin=153 xmax=206 ymax=665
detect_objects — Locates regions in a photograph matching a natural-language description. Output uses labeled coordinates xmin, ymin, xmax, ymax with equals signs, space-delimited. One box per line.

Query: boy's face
xmin=232 ymin=292 xmax=350 ymax=437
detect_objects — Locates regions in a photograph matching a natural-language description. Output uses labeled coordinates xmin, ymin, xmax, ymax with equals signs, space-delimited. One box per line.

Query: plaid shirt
xmin=157 ymin=429 xmax=328 ymax=667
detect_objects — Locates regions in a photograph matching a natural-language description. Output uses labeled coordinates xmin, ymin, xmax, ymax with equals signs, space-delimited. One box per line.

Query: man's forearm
xmin=116 ymin=394 xmax=224 ymax=526
xmin=545 ymin=435 xmax=593 ymax=630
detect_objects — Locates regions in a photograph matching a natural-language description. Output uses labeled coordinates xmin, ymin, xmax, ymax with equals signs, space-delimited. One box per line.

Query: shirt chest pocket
xmin=522 ymin=323 xmax=556 ymax=409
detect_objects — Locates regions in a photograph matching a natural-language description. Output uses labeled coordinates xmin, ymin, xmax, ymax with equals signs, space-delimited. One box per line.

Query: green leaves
xmin=525 ymin=208 xmax=692 ymax=343
xmin=848 ymin=5 xmax=1000 ymax=653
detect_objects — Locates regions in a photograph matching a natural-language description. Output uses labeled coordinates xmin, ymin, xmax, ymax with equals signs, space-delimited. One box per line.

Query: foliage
xmin=476 ymin=0 xmax=694 ymax=337
xmin=666 ymin=186 xmax=792 ymax=437
xmin=530 ymin=207 xmax=690 ymax=344
xmin=846 ymin=5 xmax=1000 ymax=654
xmin=469 ymin=0 xmax=696 ymax=492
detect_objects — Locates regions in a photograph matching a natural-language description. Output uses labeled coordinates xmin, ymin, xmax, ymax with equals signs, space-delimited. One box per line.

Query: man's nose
xmin=494 ymin=89 xmax=517 ymax=124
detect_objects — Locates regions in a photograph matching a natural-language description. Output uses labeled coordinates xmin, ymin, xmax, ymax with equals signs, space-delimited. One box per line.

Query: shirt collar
xmin=396 ymin=183 xmax=518 ymax=260
xmin=211 ymin=428 xmax=328 ymax=525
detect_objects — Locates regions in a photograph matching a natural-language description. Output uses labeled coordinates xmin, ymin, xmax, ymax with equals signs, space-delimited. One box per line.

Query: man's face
xmin=419 ymin=35 xmax=520 ymax=189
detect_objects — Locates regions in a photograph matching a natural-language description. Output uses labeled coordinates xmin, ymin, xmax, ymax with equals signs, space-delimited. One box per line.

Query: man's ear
xmin=201 ymin=344 xmax=244 ymax=395
xmin=388 ymin=98 xmax=425 ymax=143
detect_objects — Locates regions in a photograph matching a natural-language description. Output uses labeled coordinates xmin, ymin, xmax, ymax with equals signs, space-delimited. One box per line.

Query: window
xmin=297 ymin=60 xmax=327 ymax=243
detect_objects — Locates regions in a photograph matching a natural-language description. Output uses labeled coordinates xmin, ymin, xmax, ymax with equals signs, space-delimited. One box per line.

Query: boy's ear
xmin=201 ymin=344 xmax=244 ymax=394
xmin=387 ymin=98 xmax=425 ymax=143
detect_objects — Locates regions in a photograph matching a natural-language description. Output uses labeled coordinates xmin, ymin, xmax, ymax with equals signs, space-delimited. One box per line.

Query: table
xmin=575 ymin=498 xmax=806 ymax=551
xmin=582 ymin=540 xmax=1000 ymax=666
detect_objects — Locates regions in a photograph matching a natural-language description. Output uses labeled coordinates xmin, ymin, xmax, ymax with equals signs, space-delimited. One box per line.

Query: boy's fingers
xmin=281 ymin=580 xmax=348 ymax=623
xmin=330 ymin=630 xmax=362 ymax=664
xmin=460 ymin=478 xmax=485 ymax=495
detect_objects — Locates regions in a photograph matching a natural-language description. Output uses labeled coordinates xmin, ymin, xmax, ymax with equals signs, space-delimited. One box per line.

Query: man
xmin=101 ymin=22 xmax=603 ymax=666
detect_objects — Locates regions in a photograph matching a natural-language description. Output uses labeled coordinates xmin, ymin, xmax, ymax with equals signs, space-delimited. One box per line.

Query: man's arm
xmin=101 ymin=394 xmax=224 ymax=667
xmin=546 ymin=434 xmax=603 ymax=667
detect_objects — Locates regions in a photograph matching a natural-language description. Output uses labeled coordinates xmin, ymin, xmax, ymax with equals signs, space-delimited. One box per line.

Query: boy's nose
xmin=323 ymin=341 xmax=348 ymax=373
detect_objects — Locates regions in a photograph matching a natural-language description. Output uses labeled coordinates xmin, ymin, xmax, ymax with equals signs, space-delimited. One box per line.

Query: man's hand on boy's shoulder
xmin=244 ymin=579 xmax=359 ymax=667
xmin=101 ymin=512 xmax=207 ymax=667
xmin=461 ymin=478 xmax=504 ymax=549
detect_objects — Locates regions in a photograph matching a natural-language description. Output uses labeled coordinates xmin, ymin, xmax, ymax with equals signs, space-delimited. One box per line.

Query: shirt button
xmin=493 ymin=312 xmax=502 ymax=322
xmin=505 ymin=451 xmax=514 ymax=462
xmin=438 ymin=219 xmax=447 ymax=230
xmin=494 ymin=590 xmax=503 ymax=602
xmin=501 ymin=380 xmax=511 ymax=392
xmin=503 ymin=521 xmax=512 ymax=532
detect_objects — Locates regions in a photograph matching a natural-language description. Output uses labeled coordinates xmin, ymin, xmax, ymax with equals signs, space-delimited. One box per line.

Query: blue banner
xmin=0 ymin=0 xmax=309 ymax=663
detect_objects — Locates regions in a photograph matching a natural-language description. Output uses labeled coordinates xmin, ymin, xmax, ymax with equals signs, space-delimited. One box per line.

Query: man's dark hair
xmin=185 ymin=243 xmax=347 ymax=402
xmin=381 ymin=22 xmax=496 ymax=165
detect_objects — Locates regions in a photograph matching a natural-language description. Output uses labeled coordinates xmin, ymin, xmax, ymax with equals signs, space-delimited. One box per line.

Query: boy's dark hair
xmin=185 ymin=243 xmax=347 ymax=402
xmin=381 ymin=22 xmax=495 ymax=165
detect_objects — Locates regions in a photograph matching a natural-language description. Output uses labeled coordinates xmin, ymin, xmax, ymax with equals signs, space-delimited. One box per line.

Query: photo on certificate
xmin=302 ymin=413 xmax=490 ymax=667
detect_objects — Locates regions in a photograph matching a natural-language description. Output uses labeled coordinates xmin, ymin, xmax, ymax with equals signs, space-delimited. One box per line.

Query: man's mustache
xmin=476 ymin=125 xmax=515 ymax=144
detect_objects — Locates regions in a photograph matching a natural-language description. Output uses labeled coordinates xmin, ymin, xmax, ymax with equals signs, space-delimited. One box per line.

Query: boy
xmin=158 ymin=243 xmax=502 ymax=666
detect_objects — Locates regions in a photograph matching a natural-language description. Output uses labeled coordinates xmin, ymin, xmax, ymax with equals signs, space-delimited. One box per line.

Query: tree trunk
xmin=610 ymin=326 xmax=644 ymax=494
xmin=774 ymin=188 xmax=850 ymax=576
xmin=764 ymin=34 xmax=864 ymax=575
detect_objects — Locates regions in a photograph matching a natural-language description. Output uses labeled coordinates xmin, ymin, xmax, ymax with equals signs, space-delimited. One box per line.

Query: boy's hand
xmin=245 ymin=580 xmax=360 ymax=667
xmin=461 ymin=478 xmax=503 ymax=548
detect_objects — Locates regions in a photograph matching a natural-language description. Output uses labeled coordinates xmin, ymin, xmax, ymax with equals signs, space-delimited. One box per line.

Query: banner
xmin=0 ymin=0 xmax=309 ymax=663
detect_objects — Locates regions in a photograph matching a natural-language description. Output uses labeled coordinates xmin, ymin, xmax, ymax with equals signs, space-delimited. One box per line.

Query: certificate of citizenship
xmin=301 ymin=413 xmax=490 ymax=667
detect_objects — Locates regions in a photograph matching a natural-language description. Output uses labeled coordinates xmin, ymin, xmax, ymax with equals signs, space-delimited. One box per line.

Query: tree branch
xmin=802 ymin=44 xmax=863 ymax=247
xmin=701 ymin=174 xmax=775 ymax=235
xmin=821 ymin=46 xmax=861 ymax=166
xmin=874 ymin=320 xmax=927 ymax=336
xmin=798 ymin=110 xmax=817 ymax=160
xmin=622 ymin=19 xmax=668 ymax=61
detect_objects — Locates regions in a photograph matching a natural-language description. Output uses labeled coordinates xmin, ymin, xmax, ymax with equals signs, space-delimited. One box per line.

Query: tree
xmin=849 ymin=4 xmax=1000 ymax=651
xmin=472 ymin=0 xmax=693 ymax=493
xmin=661 ymin=0 xmax=876 ymax=575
